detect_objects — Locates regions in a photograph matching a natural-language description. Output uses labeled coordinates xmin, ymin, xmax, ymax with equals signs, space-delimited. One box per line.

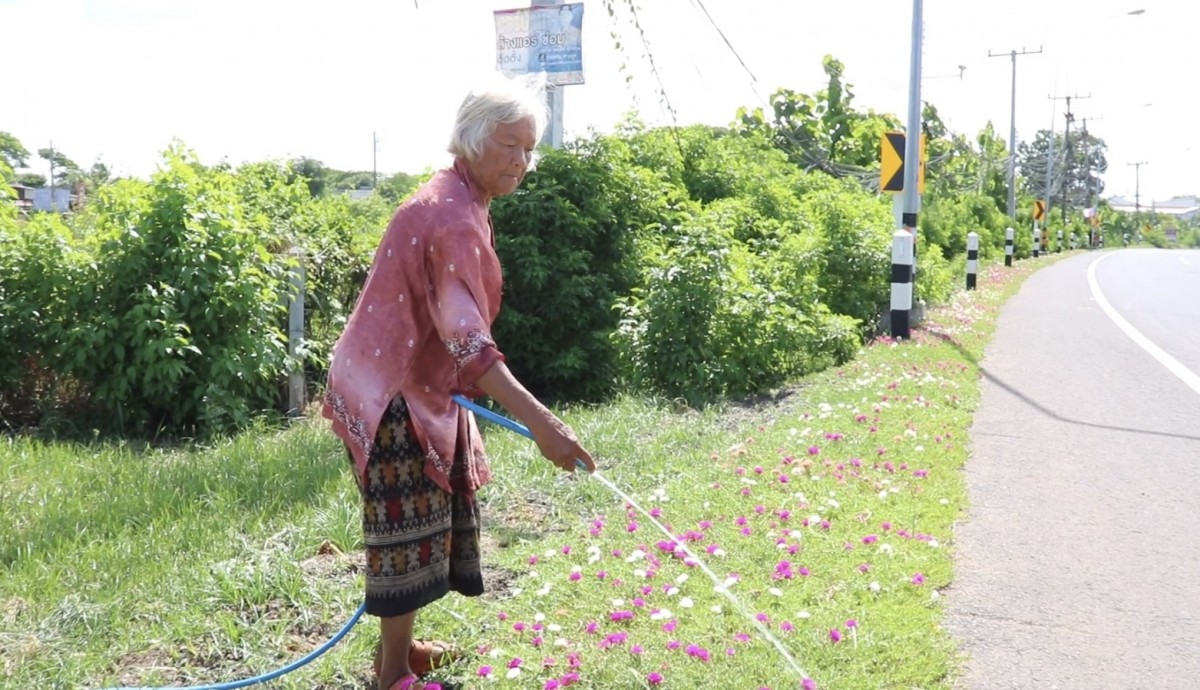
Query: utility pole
xmin=902 ymin=0 xmax=924 ymax=309
xmin=532 ymin=0 xmax=565 ymax=148
xmin=1080 ymin=116 xmax=1103 ymax=211
xmin=988 ymin=46 xmax=1042 ymax=219
xmin=48 ymin=140 xmax=56 ymax=212
xmin=372 ymin=131 xmax=381 ymax=189
xmin=1129 ymin=161 xmax=1148 ymax=212
xmin=1048 ymin=93 xmax=1090 ymax=224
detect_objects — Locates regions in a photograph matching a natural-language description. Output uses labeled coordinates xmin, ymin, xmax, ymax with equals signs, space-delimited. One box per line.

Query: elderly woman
xmin=322 ymin=78 xmax=595 ymax=690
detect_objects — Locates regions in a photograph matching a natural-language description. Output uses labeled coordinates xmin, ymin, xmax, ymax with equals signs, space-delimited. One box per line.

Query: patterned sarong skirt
xmin=349 ymin=395 xmax=484 ymax=617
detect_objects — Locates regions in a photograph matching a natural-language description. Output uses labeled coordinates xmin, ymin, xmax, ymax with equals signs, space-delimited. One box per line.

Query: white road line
xmin=1088 ymin=253 xmax=1200 ymax=397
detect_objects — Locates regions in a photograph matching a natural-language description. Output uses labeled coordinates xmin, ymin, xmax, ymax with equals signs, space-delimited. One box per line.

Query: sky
xmin=2 ymin=0 xmax=1192 ymax=202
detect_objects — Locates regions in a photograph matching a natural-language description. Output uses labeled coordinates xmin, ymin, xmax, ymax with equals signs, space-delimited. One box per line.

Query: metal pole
xmin=901 ymin=0 xmax=923 ymax=298
xmin=532 ymin=0 xmax=565 ymax=149
xmin=988 ymin=47 xmax=1041 ymax=219
xmin=1008 ymin=52 xmax=1017 ymax=219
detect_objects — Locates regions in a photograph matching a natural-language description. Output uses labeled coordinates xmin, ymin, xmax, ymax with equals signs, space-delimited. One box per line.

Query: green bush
xmin=490 ymin=135 xmax=692 ymax=402
xmin=0 ymin=213 xmax=84 ymax=425
xmin=614 ymin=205 xmax=859 ymax=406
xmin=49 ymin=147 xmax=293 ymax=433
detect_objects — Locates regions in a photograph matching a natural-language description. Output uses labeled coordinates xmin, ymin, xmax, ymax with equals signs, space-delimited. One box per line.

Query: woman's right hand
xmin=529 ymin=414 xmax=595 ymax=474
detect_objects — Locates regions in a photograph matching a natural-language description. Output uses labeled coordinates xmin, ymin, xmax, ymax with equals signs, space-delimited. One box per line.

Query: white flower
xmin=633 ymin=568 xmax=648 ymax=578
xmin=869 ymin=581 xmax=882 ymax=593
xmin=880 ymin=543 xmax=894 ymax=556
xmin=741 ymin=478 xmax=758 ymax=485
xmin=611 ymin=599 xmax=625 ymax=607
xmin=915 ymin=445 xmax=925 ymax=452
xmin=488 ymin=647 xmax=506 ymax=658
xmin=712 ymin=548 xmax=726 ymax=557
xmin=534 ymin=612 xmax=546 ymax=622
xmin=768 ymin=587 xmax=784 ymax=597
xmin=543 ymin=549 xmax=556 ymax=558
xmin=931 ymin=590 xmax=941 ymax=601
xmin=710 ymin=605 xmax=723 ymax=613
xmin=675 ymin=573 xmax=689 ymax=585
xmin=680 ymin=597 xmax=694 ymax=608
xmin=548 ymin=623 xmax=562 ymax=632
xmin=797 ymin=610 xmax=811 ymax=619
xmin=940 ymin=498 xmax=951 ymax=505
xmin=879 ymin=490 xmax=889 ymax=500
xmin=826 ymin=499 xmax=840 ymax=509
xmin=625 ymin=549 xmax=646 ymax=563
xmin=819 ymin=403 xmax=833 ymax=412
xmin=570 ymin=565 xmax=582 ymax=573
xmin=536 ymin=584 xmax=551 ymax=596
xmin=650 ymin=609 xmax=672 ymax=621
xmin=929 ymin=539 xmax=940 ymax=548
xmin=554 ymin=638 xmax=570 ymax=647
xmin=506 ymin=667 xmax=522 ymax=679
xmin=666 ymin=586 xmax=680 ymax=597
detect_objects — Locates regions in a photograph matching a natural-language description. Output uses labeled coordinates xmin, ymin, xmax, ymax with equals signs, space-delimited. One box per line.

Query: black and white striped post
xmin=1004 ymin=226 xmax=1014 ymax=267
xmin=890 ymin=229 xmax=914 ymax=339
xmin=1070 ymin=231 xmax=1077 ymax=250
xmin=1032 ymin=226 xmax=1040 ymax=258
xmin=1057 ymin=229 xmax=1064 ymax=253
xmin=966 ymin=231 xmax=979 ymax=290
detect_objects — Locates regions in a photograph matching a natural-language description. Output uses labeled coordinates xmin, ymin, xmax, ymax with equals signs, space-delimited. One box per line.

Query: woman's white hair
xmin=448 ymin=74 xmax=549 ymax=161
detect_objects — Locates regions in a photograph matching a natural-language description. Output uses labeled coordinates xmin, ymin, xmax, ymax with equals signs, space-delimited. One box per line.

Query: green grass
xmin=1 ymin=255 xmax=1061 ymax=690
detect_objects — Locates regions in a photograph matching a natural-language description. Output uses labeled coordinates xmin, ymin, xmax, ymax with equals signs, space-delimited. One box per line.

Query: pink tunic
xmin=322 ymin=159 xmax=504 ymax=494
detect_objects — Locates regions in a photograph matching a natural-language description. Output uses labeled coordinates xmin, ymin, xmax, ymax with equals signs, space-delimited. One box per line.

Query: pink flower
xmin=666 ymin=640 xmax=681 ymax=650
xmin=803 ymin=679 xmax=818 ymax=690
xmin=528 ymin=555 xmax=539 ymax=565
xmin=477 ymin=665 xmax=493 ymax=677
xmin=862 ymin=534 xmax=878 ymax=545
xmin=544 ymin=680 xmax=561 ymax=690
xmin=686 ymin=644 xmax=711 ymax=661
xmin=846 ymin=619 xmax=858 ymax=629
xmin=756 ymin=613 xmax=769 ymax=624
xmin=829 ymin=628 xmax=842 ymax=643
xmin=561 ymin=671 xmax=581 ymax=685
xmin=513 ymin=622 xmax=527 ymax=633
xmin=610 ymin=610 xmax=634 ymax=622
xmin=631 ymin=644 xmax=644 ymax=655
xmin=627 ymin=522 xmax=639 ymax=533
xmin=808 ymin=446 xmax=820 ymax=456
xmin=650 ymin=507 xmax=662 ymax=518
xmin=662 ymin=619 xmax=677 ymax=633
xmin=585 ymin=621 xmax=599 ymax=634
xmin=561 ymin=544 xmax=571 ymax=555
xmin=912 ymin=573 xmax=926 ymax=586
xmin=532 ymin=636 xmax=544 ymax=647
xmin=780 ymin=621 xmax=794 ymax=632
xmin=569 ymin=571 xmax=581 ymax=581
xmin=597 ymin=571 xmax=608 ymax=580
xmin=497 ymin=612 xmax=509 ymax=621
xmin=648 ymin=672 xmax=664 ymax=686
xmin=508 ymin=657 xmax=524 ymax=669
xmin=858 ymin=563 xmax=871 ymax=573
xmin=881 ymin=522 xmax=892 ymax=531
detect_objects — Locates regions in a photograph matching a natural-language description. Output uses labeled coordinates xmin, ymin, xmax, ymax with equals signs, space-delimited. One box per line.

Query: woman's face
xmin=467 ymin=117 xmax=536 ymax=199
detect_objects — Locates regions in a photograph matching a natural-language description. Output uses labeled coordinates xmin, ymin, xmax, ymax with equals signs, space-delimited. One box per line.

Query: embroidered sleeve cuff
xmin=445 ymin=329 xmax=505 ymax=393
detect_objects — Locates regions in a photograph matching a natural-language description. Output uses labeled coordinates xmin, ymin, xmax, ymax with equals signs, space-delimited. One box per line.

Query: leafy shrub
xmin=0 ymin=214 xmax=85 ymax=425
xmin=797 ymin=174 xmax=893 ymax=330
xmin=491 ymin=135 xmax=692 ymax=402
xmin=49 ymin=147 xmax=293 ymax=433
xmin=614 ymin=205 xmax=859 ymax=406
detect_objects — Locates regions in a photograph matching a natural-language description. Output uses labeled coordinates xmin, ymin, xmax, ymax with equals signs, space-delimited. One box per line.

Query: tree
xmin=290 ymin=156 xmax=328 ymax=197
xmin=37 ymin=147 xmax=81 ymax=186
xmin=734 ymin=55 xmax=901 ymax=176
xmin=15 ymin=173 xmax=46 ymax=188
xmin=87 ymin=160 xmax=111 ymax=189
xmin=1018 ymin=129 xmax=1107 ymax=208
xmin=1 ymin=132 xmax=31 ymax=170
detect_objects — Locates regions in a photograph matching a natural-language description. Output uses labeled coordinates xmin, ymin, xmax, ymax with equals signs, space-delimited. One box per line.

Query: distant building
xmin=1107 ymin=195 xmax=1200 ymax=221
xmin=8 ymin=183 xmax=34 ymax=214
xmin=30 ymin=187 xmax=75 ymax=212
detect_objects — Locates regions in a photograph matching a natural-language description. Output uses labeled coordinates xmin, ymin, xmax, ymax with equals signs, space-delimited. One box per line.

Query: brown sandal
xmin=374 ymin=639 xmax=460 ymax=678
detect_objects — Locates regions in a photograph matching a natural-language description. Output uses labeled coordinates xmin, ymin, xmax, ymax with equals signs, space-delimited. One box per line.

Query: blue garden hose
xmin=100 ymin=397 xmax=572 ymax=689
xmin=100 ymin=603 xmax=366 ymax=690
xmin=452 ymin=394 xmax=589 ymax=471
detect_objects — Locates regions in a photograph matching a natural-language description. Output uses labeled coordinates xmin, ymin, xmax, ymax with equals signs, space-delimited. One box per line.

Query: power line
xmin=686 ymin=0 xmax=759 ymax=86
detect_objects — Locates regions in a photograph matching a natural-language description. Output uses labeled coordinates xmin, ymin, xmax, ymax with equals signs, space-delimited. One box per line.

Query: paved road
xmin=947 ymin=249 xmax=1200 ymax=690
